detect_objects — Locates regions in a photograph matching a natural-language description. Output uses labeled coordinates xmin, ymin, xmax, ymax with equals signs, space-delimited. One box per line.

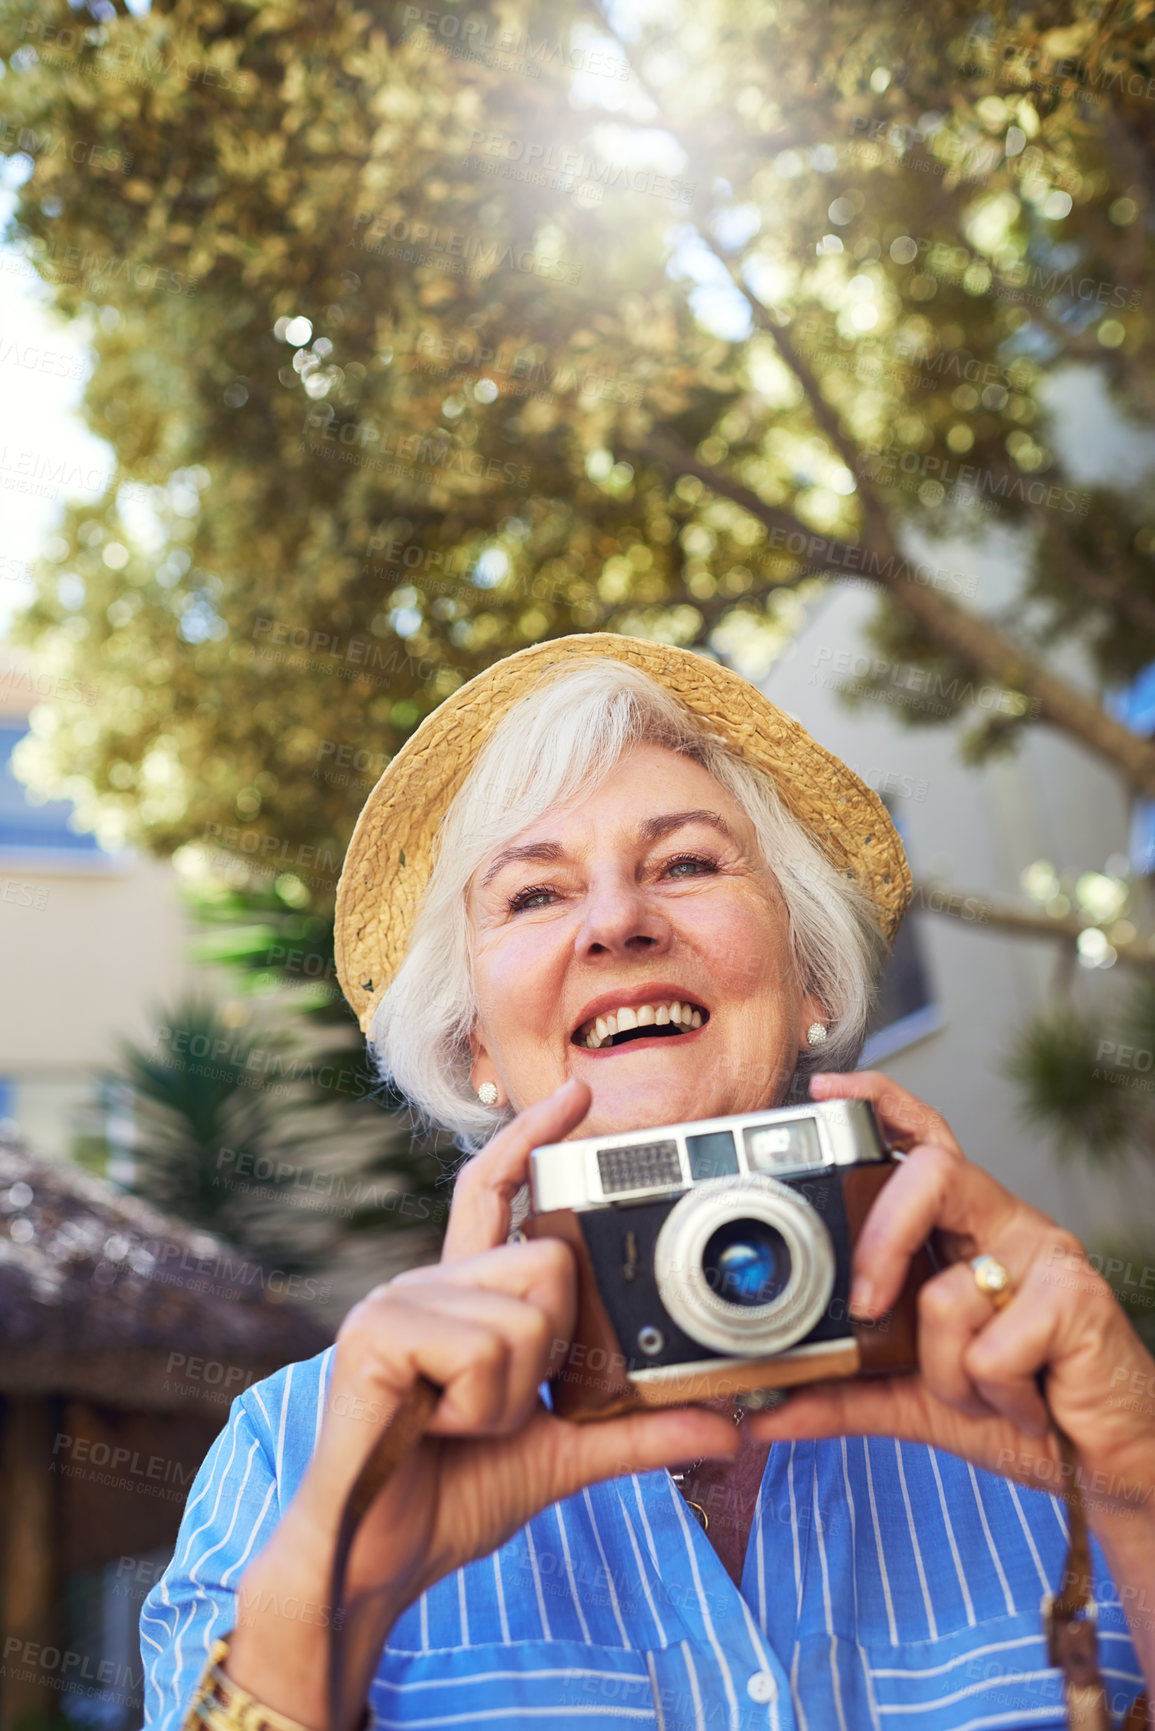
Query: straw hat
xmin=335 ymin=633 xmax=912 ymax=1033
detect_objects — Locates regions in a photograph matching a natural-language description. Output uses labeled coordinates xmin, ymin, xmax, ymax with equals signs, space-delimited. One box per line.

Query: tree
xmin=108 ymin=988 xmax=450 ymax=1283
xmin=5 ymin=0 xmax=1155 ymax=1185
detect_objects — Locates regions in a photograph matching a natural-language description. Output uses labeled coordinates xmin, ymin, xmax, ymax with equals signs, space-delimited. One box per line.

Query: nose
xmin=574 ymin=869 xmax=673 ymax=962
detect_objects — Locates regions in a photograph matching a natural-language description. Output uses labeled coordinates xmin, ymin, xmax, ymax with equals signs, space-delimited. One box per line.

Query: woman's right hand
xmin=226 ymin=1079 xmax=742 ymax=1731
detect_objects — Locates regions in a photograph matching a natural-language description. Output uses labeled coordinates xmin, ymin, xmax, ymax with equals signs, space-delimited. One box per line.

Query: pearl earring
xmin=477 ymin=1081 xmax=499 ymax=1106
xmin=806 ymin=1022 xmax=828 ymax=1047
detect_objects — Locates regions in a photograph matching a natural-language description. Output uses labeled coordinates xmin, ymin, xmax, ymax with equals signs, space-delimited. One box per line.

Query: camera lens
xmin=654 ymin=1174 xmax=835 ymax=1358
xmin=702 ymin=1219 xmax=792 ymax=1308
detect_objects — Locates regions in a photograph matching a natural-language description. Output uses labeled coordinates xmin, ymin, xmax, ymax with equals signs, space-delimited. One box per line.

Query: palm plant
xmin=1006 ymin=990 xmax=1155 ymax=1351
xmin=108 ymin=989 xmax=453 ymax=1287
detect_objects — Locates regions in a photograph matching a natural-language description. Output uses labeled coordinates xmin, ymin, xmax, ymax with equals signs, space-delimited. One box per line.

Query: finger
xmin=348 ymin=1294 xmax=547 ymax=1437
xmin=916 ymin=1263 xmax=1049 ymax=1435
xmin=809 ymin=1069 xmax=963 ymax=1156
xmin=394 ymin=1286 xmax=558 ymax=1433
xmin=543 ymin=1404 xmax=744 ymax=1504
xmin=742 ymin=1373 xmax=931 ymax=1446
xmin=966 ymin=1341 xmax=1052 ymax=1439
xmin=917 ymin=1262 xmax=1001 ymax=1419
xmin=962 ymin=1267 xmax=1071 ymax=1439
xmin=393 ymin=1238 xmax=577 ymax=1357
xmin=849 ymin=1141 xmax=1022 ymax=1319
xmin=441 ymin=1078 xmax=591 ymax=1263
xmin=739 ymin=1374 xmax=1055 ymax=1487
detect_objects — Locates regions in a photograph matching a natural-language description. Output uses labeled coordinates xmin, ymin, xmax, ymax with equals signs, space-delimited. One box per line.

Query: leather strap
xmin=326 ymin=1376 xmax=441 ymax=1731
xmin=1046 ymin=1427 xmax=1150 ymax=1730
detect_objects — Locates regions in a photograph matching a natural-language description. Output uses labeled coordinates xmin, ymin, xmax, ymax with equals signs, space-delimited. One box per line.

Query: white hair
xmin=369 ymin=657 xmax=889 ymax=1151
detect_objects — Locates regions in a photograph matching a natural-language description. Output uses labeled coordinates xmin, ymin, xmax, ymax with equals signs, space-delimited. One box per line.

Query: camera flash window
xmin=598 ymin=1140 xmax=681 ymax=1195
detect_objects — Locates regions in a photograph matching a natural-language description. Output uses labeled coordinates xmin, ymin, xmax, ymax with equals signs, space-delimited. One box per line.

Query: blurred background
xmin=3 ymin=0 xmax=1155 ymax=1723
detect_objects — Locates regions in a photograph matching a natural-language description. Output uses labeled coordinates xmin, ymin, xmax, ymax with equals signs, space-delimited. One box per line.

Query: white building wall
xmin=0 ymin=851 xmax=197 ymax=1157
xmin=0 ymin=662 xmax=197 ymax=1161
xmin=761 ymin=575 xmax=1155 ymax=1248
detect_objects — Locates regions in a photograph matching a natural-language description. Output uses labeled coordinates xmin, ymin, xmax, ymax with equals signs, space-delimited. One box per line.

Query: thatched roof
xmin=0 ymin=1135 xmax=331 ymax=1411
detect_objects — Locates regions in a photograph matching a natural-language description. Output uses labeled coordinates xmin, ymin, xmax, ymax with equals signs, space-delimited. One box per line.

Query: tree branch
xmin=633 ymin=430 xmax=823 ymax=543
xmin=913 ymin=880 xmax=1155 ymax=970
xmin=1036 ymin=514 xmax=1155 ymax=638
xmin=593 ymin=0 xmax=1155 ymax=797
xmin=633 ymin=434 xmax=1155 ymax=800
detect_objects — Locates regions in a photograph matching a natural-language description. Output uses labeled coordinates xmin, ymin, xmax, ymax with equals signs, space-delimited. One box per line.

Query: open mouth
xmin=572 ymin=1000 xmax=709 ymax=1051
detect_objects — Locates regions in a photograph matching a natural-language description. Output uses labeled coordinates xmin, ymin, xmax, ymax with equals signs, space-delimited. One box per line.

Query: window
xmin=62 ymin=1545 xmax=172 ymax=1731
xmin=1109 ymin=667 xmax=1155 ymax=874
xmin=0 ymin=723 xmax=121 ymax=867
xmin=859 ymin=909 xmax=943 ymax=1064
xmin=858 ymin=798 xmax=943 ymax=1065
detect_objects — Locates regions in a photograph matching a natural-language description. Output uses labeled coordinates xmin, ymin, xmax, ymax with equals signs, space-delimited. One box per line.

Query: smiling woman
xmin=144 ymin=635 xmax=1155 ymax=1731
xmin=465 ymin=739 xmax=827 ymax=1139
xmin=371 ymin=654 xmax=887 ymax=1147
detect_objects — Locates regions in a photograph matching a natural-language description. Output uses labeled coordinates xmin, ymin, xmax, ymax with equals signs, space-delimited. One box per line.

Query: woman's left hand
xmin=745 ymin=1070 xmax=1155 ymax=1525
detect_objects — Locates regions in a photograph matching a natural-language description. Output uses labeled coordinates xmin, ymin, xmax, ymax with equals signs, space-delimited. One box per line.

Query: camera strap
xmin=326 ymin=1375 xmax=441 ymax=1731
xmin=322 ymin=1387 xmax=1150 ymax=1731
xmin=1046 ymin=1426 xmax=1149 ymax=1731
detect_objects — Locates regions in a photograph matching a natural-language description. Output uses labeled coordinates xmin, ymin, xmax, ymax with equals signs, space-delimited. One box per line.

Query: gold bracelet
xmin=182 ymin=1635 xmax=366 ymax=1731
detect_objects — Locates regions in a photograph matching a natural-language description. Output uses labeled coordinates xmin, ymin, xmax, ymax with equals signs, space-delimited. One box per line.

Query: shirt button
xmin=747 ymin=1671 xmax=778 ymax=1705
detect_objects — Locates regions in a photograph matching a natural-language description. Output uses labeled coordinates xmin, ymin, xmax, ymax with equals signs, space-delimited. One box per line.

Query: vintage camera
xmin=523 ymin=1097 xmax=934 ymax=1420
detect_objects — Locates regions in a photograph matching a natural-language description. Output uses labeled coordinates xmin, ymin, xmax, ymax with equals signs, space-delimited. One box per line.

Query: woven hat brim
xmin=335 ymin=633 xmax=913 ymax=1034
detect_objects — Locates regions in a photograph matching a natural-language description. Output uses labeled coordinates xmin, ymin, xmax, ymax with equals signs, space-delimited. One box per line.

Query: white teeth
xmin=577 ymin=1000 xmax=705 ymax=1044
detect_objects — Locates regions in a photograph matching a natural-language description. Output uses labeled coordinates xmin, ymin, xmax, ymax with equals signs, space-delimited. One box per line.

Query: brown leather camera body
xmin=524 ymin=1157 xmax=935 ymax=1423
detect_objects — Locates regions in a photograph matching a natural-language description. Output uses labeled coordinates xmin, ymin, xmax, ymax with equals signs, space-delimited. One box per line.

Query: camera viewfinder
xmin=744 ymin=1119 xmax=823 ymax=1172
xmin=686 ymin=1130 xmax=740 ymax=1178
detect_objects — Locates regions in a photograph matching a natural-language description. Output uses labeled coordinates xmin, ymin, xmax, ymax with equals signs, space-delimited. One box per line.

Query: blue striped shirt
xmin=142 ymin=1348 xmax=1145 ymax=1731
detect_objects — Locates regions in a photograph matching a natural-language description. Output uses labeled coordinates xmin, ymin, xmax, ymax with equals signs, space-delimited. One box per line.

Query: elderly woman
xmin=143 ymin=635 xmax=1155 ymax=1731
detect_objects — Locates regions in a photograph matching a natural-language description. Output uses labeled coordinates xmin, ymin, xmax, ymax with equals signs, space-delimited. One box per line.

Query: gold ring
xmin=971 ymin=1254 xmax=1013 ymax=1310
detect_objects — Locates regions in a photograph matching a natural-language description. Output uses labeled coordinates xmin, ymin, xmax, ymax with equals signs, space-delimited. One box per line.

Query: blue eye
xmin=508 ymin=885 xmax=556 ymax=912
xmin=666 ymin=854 xmax=718 ymax=878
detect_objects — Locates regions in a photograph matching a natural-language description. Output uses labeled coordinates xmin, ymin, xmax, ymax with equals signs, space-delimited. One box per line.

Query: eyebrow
xmin=476 ymin=810 xmax=736 ymax=893
xmin=639 ymin=809 xmax=735 ymax=846
xmin=478 ymin=840 xmax=565 ymax=892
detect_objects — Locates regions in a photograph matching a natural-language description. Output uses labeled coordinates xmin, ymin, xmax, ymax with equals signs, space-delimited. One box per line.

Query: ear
xmin=468 ymin=1026 xmax=507 ymax=1108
